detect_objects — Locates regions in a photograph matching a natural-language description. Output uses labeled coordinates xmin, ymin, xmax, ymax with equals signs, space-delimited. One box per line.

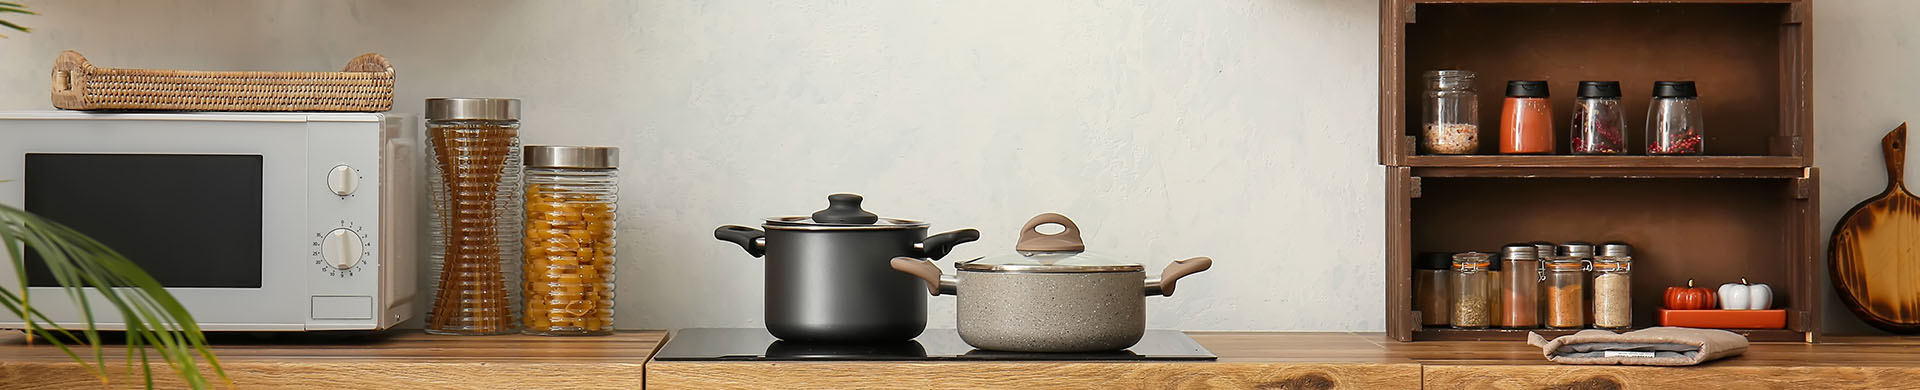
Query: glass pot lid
xmin=764 ymin=193 xmax=928 ymax=230
xmin=957 ymin=213 xmax=1144 ymax=273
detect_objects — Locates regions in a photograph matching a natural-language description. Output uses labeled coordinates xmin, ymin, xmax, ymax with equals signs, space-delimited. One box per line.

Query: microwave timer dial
xmin=314 ymin=225 xmax=371 ymax=276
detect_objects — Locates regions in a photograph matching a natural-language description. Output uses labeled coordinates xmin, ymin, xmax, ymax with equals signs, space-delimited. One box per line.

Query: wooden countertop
xmin=0 ymin=330 xmax=664 ymax=390
xmin=8 ymin=330 xmax=1920 ymax=389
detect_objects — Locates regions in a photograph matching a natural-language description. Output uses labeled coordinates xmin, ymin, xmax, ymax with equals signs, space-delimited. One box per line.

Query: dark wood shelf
xmin=1413 ymin=327 xmax=1808 ymax=342
xmin=1403 ymin=155 xmax=1803 ymax=169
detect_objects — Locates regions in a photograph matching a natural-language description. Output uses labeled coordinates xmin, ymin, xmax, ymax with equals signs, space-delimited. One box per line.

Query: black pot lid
xmin=764 ymin=193 xmax=928 ymax=230
xmin=958 ymin=213 xmax=1143 ymax=273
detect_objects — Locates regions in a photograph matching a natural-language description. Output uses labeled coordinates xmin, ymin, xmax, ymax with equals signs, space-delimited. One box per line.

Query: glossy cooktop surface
xmin=652 ymin=328 xmax=1217 ymax=361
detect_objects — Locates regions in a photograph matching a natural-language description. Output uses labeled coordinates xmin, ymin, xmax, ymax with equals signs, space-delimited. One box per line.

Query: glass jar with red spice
xmin=1647 ymin=81 xmax=1704 ymax=155
xmin=1500 ymin=81 xmax=1554 ymax=154
xmin=1570 ymin=81 xmax=1627 ymax=155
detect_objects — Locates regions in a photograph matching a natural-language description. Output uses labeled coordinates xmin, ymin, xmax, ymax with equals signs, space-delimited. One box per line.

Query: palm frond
xmin=1 ymin=200 xmax=229 ymax=389
xmin=0 ymin=0 xmax=29 ymax=37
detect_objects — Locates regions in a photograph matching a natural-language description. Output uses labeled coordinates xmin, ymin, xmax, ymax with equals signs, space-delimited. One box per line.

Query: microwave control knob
xmin=327 ymin=165 xmax=359 ymax=196
xmin=320 ymin=228 xmax=364 ymax=270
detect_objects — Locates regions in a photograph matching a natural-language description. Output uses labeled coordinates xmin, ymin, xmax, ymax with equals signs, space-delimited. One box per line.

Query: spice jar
xmin=1422 ymin=70 xmax=1480 ymax=155
xmin=522 ymin=145 xmax=619 ymax=336
xmin=1601 ymin=242 xmax=1632 ymax=258
xmin=426 ymin=98 xmax=523 ymax=335
xmin=1486 ymin=258 xmax=1504 ymax=327
xmin=1500 ymin=81 xmax=1554 ymax=154
xmin=1647 ymin=81 xmax=1704 ymax=155
xmin=1570 ymin=81 xmax=1627 ymax=155
xmin=1591 ymin=256 xmax=1632 ymax=329
xmin=1414 ymin=252 xmax=1454 ymax=327
xmin=1450 ymin=252 xmax=1493 ymax=329
xmin=1543 ymin=256 xmax=1590 ymax=329
xmin=1499 ymin=244 xmax=1540 ymax=328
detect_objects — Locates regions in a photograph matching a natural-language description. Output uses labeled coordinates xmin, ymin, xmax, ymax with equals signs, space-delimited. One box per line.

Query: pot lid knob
xmin=811 ymin=193 xmax=880 ymax=224
xmin=1015 ymin=213 xmax=1085 ymax=252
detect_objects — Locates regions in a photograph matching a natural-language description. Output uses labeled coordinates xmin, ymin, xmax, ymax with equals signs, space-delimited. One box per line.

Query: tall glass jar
xmin=1499 ymin=81 xmax=1554 ymax=154
xmin=1422 ymin=70 xmax=1480 ymax=155
xmin=1543 ymin=256 xmax=1590 ymax=329
xmin=522 ymin=146 xmax=620 ymax=336
xmin=1647 ymin=81 xmax=1704 ymax=155
xmin=1450 ymin=252 xmax=1493 ymax=329
xmin=1571 ymin=81 xmax=1627 ymax=155
xmin=1591 ymin=256 xmax=1633 ymax=329
xmin=425 ymin=98 xmax=523 ymax=335
xmin=1499 ymin=244 xmax=1540 ymax=328
xmin=1414 ymin=252 xmax=1453 ymax=327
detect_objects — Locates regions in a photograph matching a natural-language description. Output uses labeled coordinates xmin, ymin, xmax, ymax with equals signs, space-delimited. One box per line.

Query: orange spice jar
xmin=1500 ymin=81 xmax=1555 ymax=154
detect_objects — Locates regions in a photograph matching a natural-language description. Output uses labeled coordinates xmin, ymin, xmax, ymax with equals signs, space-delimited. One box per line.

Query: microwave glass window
xmin=23 ymin=154 xmax=265 ymax=288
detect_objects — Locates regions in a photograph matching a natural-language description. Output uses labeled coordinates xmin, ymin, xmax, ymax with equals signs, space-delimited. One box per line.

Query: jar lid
xmin=1600 ymin=242 xmax=1632 ymax=257
xmin=763 ymin=193 xmax=928 ymax=230
xmin=1415 ymin=252 xmax=1455 ymax=270
xmin=1557 ymin=241 xmax=1595 ymax=258
xmin=1500 ymin=244 xmax=1537 ymax=261
xmin=1505 ymin=80 xmax=1549 ymax=98
xmin=1577 ymin=81 xmax=1622 ymax=98
xmin=1451 ymin=252 xmax=1491 ymax=269
xmin=525 ymin=145 xmax=618 ymax=169
xmin=1531 ymin=242 xmax=1555 ymax=257
xmin=960 ymin=213 xmax=1143 ymax=273
xmin=426 ymin=97 xmax=520 ymax=121
xmin=1652 ymin=81 xmax=1698 ymax=98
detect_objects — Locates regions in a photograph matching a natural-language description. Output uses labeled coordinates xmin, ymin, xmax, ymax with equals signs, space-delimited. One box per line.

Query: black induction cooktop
xmin=652 ymin=328 xmax=1217 ymax=361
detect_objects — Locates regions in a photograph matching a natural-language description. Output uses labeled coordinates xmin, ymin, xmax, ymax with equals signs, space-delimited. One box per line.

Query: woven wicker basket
xmin=50 ymin=50 xmax=394 ymax=112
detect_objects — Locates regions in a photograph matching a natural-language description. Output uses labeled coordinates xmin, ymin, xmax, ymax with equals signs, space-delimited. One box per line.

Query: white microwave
xmin=0 ymin=112 xmax=419 ymax=331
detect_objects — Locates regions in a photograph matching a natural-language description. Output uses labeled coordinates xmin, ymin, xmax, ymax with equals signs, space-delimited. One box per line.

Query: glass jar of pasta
xmin=522 ymin=145 xmax=619 ymax=336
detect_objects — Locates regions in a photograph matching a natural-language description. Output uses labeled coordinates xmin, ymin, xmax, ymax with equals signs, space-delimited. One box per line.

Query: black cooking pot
xmin=715 ymin=194 xmax=979 ymax=342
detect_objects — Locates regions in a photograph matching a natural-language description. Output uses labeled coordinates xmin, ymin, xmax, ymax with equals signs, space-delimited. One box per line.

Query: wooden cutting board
xmin=1831 ymin=123 xmax=1920 ymax=333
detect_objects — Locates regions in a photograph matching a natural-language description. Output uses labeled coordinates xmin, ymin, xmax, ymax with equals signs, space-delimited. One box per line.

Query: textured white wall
xmin=1814 ymin=0 xmax=1920 ymax=336
xmin=0 ymin=1 xmax=1384 ymax=331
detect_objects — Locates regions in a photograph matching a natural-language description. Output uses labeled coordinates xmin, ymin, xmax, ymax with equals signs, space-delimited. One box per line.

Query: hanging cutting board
xmin=1832 ymin=123 xmax=1920 ymax=333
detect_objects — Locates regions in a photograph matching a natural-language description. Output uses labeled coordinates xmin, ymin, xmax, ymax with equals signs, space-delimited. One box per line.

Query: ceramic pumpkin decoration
xmin=1664 ymin=279 xmax=1716 ymax=310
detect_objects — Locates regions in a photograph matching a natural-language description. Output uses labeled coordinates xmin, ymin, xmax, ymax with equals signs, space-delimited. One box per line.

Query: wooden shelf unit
xmin=1379 ymin=0 xmax=1816 ymax=342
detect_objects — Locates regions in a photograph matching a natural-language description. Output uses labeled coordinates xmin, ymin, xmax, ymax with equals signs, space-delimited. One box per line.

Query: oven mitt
xmin=1526 ymin=327 xmax=1748 ymax=366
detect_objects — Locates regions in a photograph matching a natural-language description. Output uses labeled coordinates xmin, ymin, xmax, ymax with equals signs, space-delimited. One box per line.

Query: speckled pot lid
xmin=956 ymin=213 xmax=1144 ymax=273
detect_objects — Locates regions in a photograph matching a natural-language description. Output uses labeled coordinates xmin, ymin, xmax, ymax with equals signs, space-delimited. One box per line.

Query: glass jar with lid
xmin=522 ymin=145 xmax=619 ymax=336
xmin=1499 ymin=81 xmax=1554 ymax=154
xmin=1590 ymin=256 xmax=1632 ymax=329
xmin=425 ymin=97 xmax=523 ymax=335
xmin=1450 ymin=252 xmax=1493 ymax=328
xmin=1647 ymin=81 xmax=1704 ymax=155
xmin=1499 ymin=244 xmax=1540 ymax=328
xmin=1543 ymin=256 xmax=1591 ymax=329
xmin=1571 ymin=81 xmax=1628 ymax=155
xmin=1422 ymin=70 xmax=1480 ymax=155
xmin=1414 ymin=252 xmax=1453 ymax=327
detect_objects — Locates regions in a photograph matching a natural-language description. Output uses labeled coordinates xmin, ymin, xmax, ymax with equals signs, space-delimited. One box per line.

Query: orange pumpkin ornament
xmin=1664 ymin=279 xmax=1717 ymax=310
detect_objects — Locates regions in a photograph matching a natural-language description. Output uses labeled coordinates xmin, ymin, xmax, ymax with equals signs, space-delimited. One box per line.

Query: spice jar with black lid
xmin=1571 ymin=81 xmax=1627 ymax=155
xmin=1414 ymin=252 xmax=1454 ymax=327
xmin=1500 ymin=81 xmax=1554 ymax=154
xmin=1647 ymin=81 xmax=1705 ymax=155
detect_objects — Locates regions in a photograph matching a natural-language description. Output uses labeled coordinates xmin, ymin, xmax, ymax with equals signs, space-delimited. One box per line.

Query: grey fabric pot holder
xmin=1526 ymin=327 xmax=1749 ymax=366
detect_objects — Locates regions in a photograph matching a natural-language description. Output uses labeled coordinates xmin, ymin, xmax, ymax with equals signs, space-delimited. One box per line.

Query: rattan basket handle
xmin=51 ymin=50 xmax=93 ymax=108
xmin=344 ymin=53 xmax=392 ymax=73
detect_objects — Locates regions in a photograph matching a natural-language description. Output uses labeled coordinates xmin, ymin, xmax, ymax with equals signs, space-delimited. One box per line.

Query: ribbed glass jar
xmin=425 ymin=98 xmax=523 ymax=335
xmin=522 ymin=145 xmax=619 ymax=336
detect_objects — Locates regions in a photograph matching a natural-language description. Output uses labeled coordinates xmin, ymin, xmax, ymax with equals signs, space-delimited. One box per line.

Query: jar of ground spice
xmin=522 ymin=145 xmax=619 ymax=336
xmin=1499 ymin=244 xmax=1540 ymax=328
xmin=1590 ymin=256 xmax=1632 ymax=329
xmin=1421 ymin=70 xmax=1481 ymax=155
xmin=1570 ymin=81 xmax=1627 ymax=155
xmin=1414 ymin=252 xmax=1454 ymax=327
xmin=1450 ymin=252 xmax=1494 ymax=329
xmin=1500 ymin=81 xmax=1554 ymax=154
xmin=1543 ymin=256 xmax=1590 ymax=329
xmin=425 ymin=98 xmax=524 ymax=335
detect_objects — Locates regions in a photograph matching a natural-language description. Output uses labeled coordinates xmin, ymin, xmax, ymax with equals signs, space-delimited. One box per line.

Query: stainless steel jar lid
xmin=1601 ymin=242 xmax=1632 ymax=257
xmin=426 ymin=97 xmax=520 ymax=121
xmin=1557 ymin=242 xmax=1595 ymax=258
xmin=1501 ymin=244 xmax=1537 ymax=261
xmin=526 ymin=145 xmax=618 ymax=169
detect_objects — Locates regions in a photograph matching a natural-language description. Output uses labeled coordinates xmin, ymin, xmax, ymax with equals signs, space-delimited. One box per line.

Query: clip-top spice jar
xmin=426 ymin=98 xmax=523 ymax=335
xmin=1591 ymin=256 xmax=1632 ymax=329
xmin=522 ymin=145 xmax=619 ymax=336
xmin=1450 ymin=252 xmax=1493 ymax=329
xmin=1421 ymin=70 xmax=1480 ymax=155
xmin=1648 ymin=81 xmax=1704 ymax=155
xmin=1571 ymin=81 xmax=1627 ymax=155
xmin=1500 ymin=81 xmax=1554 ymax=154
xmin=1543 ymin=256 xmax=1590 ymax=329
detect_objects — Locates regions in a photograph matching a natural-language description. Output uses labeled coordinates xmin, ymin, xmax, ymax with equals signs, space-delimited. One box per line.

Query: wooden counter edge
xmin=643 ymin=360 xmax=1423 ymax=390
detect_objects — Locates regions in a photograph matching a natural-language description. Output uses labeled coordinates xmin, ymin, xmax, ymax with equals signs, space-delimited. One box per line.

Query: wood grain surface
xmin=0 ymin=330 xmax=663 ymax=390
xmin=1831 ymin=124 xmax=1920 ymax=333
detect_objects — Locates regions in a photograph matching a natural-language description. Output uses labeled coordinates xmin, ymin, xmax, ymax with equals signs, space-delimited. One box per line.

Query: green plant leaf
xmin=0 ymin=19 xmax=29 ymax=33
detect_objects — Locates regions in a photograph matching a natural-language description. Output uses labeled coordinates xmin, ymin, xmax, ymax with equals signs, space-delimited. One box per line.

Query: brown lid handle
xmin=1015 ymin=213 xmax=1085 ymax=252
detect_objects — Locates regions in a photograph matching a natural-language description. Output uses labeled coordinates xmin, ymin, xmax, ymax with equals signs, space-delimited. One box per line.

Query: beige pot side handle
xmin=1015 ymin=212 xmax=1085 ymax=252
xmin=891 ymin=257 xmax=955 ymax=296
xmin=1146 ymin=257 xmax=1212 ymax=297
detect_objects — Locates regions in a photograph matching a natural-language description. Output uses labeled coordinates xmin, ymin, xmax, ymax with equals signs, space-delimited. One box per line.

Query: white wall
xmin=0 ymin=0 xmax=1383 ymax=331
xmin=4 ymin=0 xmax=1908 ymax=334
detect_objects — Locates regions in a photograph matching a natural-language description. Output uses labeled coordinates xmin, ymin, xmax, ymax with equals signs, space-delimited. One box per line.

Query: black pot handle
xmin=714 ymin=225 xmax=768 ymax=258
xmin=916 ymin=228 xmax=980 ymax=260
